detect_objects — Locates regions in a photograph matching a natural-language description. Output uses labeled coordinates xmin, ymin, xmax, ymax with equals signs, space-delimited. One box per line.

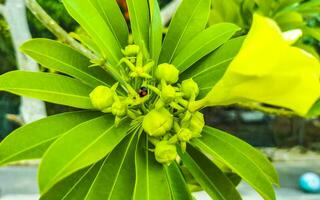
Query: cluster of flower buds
xmin=90 ymin=44 xmax=205 ymax=165
xmin=141 ymin=63 xmax=205 ymax=165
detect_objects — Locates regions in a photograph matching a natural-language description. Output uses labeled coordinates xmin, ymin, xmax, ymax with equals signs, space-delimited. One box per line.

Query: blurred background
xmin=0 ymin=0 xmax=320 ymax=199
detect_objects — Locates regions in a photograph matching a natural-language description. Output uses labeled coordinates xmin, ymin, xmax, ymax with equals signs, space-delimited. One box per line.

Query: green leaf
xmin=84 ymin=131 xmax=138 ymax=200
xmin=89 ymin=0 xmax=129 ymax=47
xmin=133 ymin=133 xmax=171 ymax=200
xmin=191 ymin=126 xmax=277 ymax=200
xmin=62 ymin=0 xmax=122 ymax=65
xmin=0 ymin=71 xmax=93 ymax=109
xmin=159 ymin=0 xmax=211 ymax=63
xmin=126 ymin=0 xmax=150 ymax=54
xmin=0 ymin=111 xmax=101 ymax=166
xmin=164 ymin=162 xmax=193 ymax=200
xmin=307 ymin=99 xmax=320 ymax=117
xmin=179 ymin=145 xmax=242 ymax=200
xmin=149 ymin=0 xmax=163 ymax=63
xmin=173 ymin=23 xmax=240 ymax=73
xmin=20 ymin=39 xmax=114 ymax=88
xmin=181 ymin=36 xmax=245 ymax=98
xmin=38 ymin=115 xmax=130 ymax=193
xmin=40 ymin=161 xmax=104 ymax=200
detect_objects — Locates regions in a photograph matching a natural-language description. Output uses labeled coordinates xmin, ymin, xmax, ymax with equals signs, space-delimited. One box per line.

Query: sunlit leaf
xmin=159 ymin=0 xmax=211 ymax=63
xmin=0 ymin=111 xmax=101 ymax=166
xmin=0 ymin=71 xmax=93 ymax=109
xmin=38 ymin=115 xmax=130 ymax=193
xmin=20 ymin=39 xmax=114 ymax=87
xmin=191 ymin=126 xmax=277 ymax=200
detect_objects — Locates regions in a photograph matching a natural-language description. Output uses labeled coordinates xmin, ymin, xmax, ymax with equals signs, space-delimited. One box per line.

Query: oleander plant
xmin=1 ymin=0 xmax=320 ymax=199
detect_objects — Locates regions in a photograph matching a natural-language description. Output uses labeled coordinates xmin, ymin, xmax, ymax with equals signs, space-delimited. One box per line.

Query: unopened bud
xmin=155 ymin=63 xmax=179 ymax=84
xmin=178 ymin=128 xmax=193 ymax=142
xmin=89 ymin=86 xmax=114 ymax=110
xmin=155 ymin=141 xmax=177 ymax=165
xmin=142 ymin=108 xmax=173 ymax=137
xmin=112 ymin=101 xmax=127 ymax=117
xmin=161 ymin=84 xmax=176 ymax=103
xmin=181 ymin=78 xmax=199 ymax=99
xmin=122 ymin=45 xmax=140 ymax=57
xmin=189 ymin=112 xmax=205 ymax=137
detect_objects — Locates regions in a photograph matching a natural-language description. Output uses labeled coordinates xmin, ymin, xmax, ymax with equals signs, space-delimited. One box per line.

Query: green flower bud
xmin=178 ymin=128 xmax=193 ymax=142
xmin=181 ymin=78 xmax=199 ymax=99
xmin=122 ymin=45 xmax=140 ymax=57
xmin=112 ymin=101 xmax=127 ymax=117
xmin=142 ymin=108 xmax=173 ymax=137
xmin=155 ymin=141 xmax=177 ymax=164
xmin=155 ymin=63 xmax=179 ymax=84
xmin=189 ymin=112 xmax=205 ymax=137
xmin=161 ymin=84 xmax=176 ymax=103
xmin=89 ymin=86 xmax=114 ymax=110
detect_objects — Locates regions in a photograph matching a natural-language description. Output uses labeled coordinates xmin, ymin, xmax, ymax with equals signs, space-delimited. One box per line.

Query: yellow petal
xmin=199 ymin=14 xmax=320 ymax=116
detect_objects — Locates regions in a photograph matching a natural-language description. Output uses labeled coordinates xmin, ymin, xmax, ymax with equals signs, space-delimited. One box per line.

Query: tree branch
xmin=25 ymin=0 xmax=97 ymax=60
xmin=161 ymin=0 xmax=181 ymax=25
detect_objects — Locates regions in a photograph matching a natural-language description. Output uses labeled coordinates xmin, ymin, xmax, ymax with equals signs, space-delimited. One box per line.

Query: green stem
xmin=25 ymin=0 xmax=97 ymax=60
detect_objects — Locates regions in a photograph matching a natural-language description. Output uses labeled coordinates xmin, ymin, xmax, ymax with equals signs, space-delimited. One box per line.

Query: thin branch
xmin=25 ymin=0 xmax=97 ymax=60
xmin=161 ymin=0 xmax=181 ymax=25
xmin=237 ymin=102 xmax=296 ymax=117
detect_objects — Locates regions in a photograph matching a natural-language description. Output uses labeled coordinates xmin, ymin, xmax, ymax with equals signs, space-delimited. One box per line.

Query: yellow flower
xmin=191 ymin=14 xmax=320 ymax=116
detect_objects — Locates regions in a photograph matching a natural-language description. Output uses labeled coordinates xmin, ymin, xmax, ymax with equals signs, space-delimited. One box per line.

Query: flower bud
xmin=142 ymin=108 xmax=173 ymax=137
xmin=155 ymin=141 xmax=177 ymax=165
xmin=189 ymin=112 xmax=205 ymax=137
xmin=178 ymin=128 xmax=193 ymax=142
xmin=122 ymin=45 xmax=140 ymax=57
xmin=89 ymin=86 xmax=114 ymax=110
xmin=161 ymin=84 xmax=176 ymax=103
xmin=181 ymin=78 xmax=199 ymax=99
xmin=112 ymin=101 xmax=127 ymax=117
xmin=155 ymin=63 xmax=179 ymax=84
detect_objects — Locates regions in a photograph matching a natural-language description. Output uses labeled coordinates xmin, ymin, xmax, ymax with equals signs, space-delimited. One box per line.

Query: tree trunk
xmin=0 ymin=0 xmax=47 ymax=123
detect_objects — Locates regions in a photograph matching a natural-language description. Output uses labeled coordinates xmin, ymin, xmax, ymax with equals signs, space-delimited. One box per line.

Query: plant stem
xmin=25 ymin=0 xmax=97 ymax=60
xmin=237 ymin=102 xmax=296 ymax=117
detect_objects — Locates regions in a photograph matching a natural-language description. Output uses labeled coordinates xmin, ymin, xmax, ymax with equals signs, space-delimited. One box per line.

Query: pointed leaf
xmin=20 ymin=39 xmax=114 ymax=87
xmin=164 ymin=162 xmax=193 ymax=200
xmin=149 ymin=0 xmax=163 ymax=63
xmin=179 ymin=145 xmax=242 ymax=200
xmin=62 ymin=0 xmax=122 ymax=65
xmin=173 ymin=23 xmax=240 ymax=73
xmin=181 ymin=36 xmax=245 ymax=98
xmin=159 ymin=0 xmax=211 ymax=63
xmin=38 ymin=115 xmax=130 ymax=193
xmin=191 ymin=126 xmax=277 ymax=200
xmin=0 ymin=111 xmax=101 ymax=166
xmin=0 ymin=71 xmax=93 ymax=109
xmin=84 ymin=132 xmax=138 ymax=200
xmin=89 ymin=0 xmax=129 ymax=47
xmin=126 ymin=0 xmax=150 ymax=54
xmin=133 ymin=133 xmax=171 ymax=200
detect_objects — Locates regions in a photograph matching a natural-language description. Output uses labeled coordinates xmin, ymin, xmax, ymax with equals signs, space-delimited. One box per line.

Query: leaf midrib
xmin=176 ymin=30 xmax=237 ymax=70
xmin=166 ymin=0 xmax=203 ymax=63
xmin=106 ymin=134 xmax=135 ymax=200
xmin=193 ymin=137 xmax=274 ymax=200
xmin=22 ymin=49 xmax=108 ymax=87
xmin=42 ymin=120 xmax=115 ymax=193
xmin=184 ymin=154 xmax=226 ymax=200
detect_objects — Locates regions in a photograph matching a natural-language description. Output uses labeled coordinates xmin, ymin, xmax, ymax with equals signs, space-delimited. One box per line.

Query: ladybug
xmin=139 ymin=87 xmax=148 ymax=97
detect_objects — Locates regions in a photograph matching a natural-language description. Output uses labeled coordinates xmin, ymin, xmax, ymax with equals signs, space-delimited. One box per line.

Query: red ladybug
xmin=139 ymin=87 xmax=148 ymax=97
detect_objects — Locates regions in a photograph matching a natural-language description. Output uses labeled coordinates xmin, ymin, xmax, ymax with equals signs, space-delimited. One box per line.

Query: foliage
xmin=209 ymin=0 xmax=320 ymax=57
xmin=1 ymin=0 xmax=320 ymax=199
